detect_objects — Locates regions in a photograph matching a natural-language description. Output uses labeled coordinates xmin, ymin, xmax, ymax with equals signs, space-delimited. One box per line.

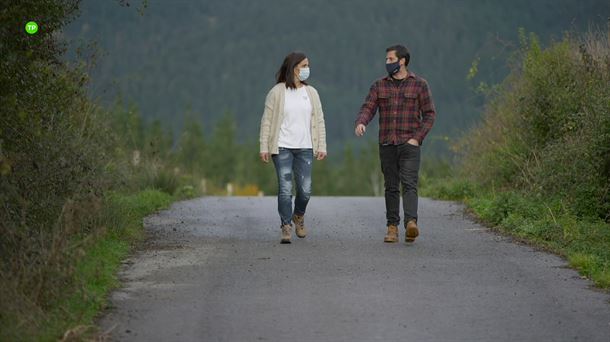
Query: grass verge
xmin=21 ymin=189 xmax=173 ymax=341
xmin=421 ymin=178 xmax=610 ymax=289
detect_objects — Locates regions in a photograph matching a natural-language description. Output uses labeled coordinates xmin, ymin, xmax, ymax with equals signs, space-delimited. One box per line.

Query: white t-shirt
xmin=278 ymin=86 xmax=313 ymax=149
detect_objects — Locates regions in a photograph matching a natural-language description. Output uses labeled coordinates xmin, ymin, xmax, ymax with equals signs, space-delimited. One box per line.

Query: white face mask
xmin=298 ymin=67 xmax=310 ymax=81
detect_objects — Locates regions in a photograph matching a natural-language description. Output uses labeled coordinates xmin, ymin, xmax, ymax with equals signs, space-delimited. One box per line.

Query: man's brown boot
xmin=280 ymin=224 xmax=292 ymax=244
xmin=406 ymin=220 xmax=419 ymax=242
xmin=292 ymin=214 xmax=307 ymax=238
xmin=384 ymin=224 xmax=399 ymax=243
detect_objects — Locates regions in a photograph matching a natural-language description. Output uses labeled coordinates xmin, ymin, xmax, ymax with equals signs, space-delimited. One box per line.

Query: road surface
xmin=99 ymin=197 xmax=610 ymax=341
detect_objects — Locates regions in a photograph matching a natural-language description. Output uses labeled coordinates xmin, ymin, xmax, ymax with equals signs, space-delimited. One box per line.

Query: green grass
xmin=422 ymin=177 xmax=610 ymax=289
xmin=34 ymin=189 xmax=173 ymax=341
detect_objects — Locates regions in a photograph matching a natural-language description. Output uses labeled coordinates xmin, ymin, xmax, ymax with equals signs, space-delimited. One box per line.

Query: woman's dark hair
xmin=276 ymin=51 xmax=308 ymax=89
xmin=386 ymin=44 xmax=410 ymax=67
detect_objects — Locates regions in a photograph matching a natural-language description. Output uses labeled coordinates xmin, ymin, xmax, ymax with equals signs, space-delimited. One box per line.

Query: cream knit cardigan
xmin=259 ymin=82 xmax=327 ymax=155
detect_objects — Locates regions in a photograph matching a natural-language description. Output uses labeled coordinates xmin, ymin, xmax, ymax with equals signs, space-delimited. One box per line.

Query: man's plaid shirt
xmin=355 ymin=71 xmax=436 ymax=145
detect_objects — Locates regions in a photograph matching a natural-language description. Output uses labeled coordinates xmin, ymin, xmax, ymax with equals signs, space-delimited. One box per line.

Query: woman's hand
xmin=316 ymin=151 xmax=327 ymax=160
xmin=260 ymin=152 xmax=270 ymax=163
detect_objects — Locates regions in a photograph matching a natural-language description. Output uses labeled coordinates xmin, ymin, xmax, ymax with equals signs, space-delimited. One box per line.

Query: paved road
xmin=99 ymin=197 xmax=610 ymax=341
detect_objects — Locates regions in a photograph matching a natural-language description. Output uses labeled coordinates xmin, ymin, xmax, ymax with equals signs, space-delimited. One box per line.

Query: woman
xmin=259 ymin=52 xmax=327 ymax=244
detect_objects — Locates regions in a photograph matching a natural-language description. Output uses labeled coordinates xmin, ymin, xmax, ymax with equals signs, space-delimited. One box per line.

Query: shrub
xmin=458 ymin=29 xmax=610 ymax=220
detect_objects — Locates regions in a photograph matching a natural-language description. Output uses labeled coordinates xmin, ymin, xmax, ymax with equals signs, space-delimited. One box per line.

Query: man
xmin=355 ymin=44 xmax=436 ymax=243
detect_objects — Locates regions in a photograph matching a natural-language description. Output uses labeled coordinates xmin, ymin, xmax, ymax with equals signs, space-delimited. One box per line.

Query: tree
xmin=176 ymin=112 xmax=206 ymax=176
xmin=206 ymin=111 xmax=237 ymax=185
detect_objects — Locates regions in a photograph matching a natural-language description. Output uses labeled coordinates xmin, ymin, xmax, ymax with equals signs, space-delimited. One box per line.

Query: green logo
xmin=25 ymin=21 xmax=38 ymax=35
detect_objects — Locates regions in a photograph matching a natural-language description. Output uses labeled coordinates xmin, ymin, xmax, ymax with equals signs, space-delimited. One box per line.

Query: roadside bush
xmin=459 ymin=29 xmax=610 ymax=220
xmin=0 ymin=1 xmax=118 ymax=338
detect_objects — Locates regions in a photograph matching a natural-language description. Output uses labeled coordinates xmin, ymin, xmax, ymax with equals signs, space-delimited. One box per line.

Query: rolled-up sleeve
xmin=413 ymin=80 xmax=436 ymax=144
xmin=355 ymin=82 xmax=379 ymax=127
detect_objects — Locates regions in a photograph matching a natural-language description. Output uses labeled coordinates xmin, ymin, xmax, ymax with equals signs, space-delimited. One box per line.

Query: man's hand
xmin=407 ymin=138 xmax=419 ymax=146
xmin=355 ymin=124 xmax=366 ymax=137
xmin=260 ymin=152 xmax=270 ymax=163
xmin=316 ymin=151 xmax=327 ymax=160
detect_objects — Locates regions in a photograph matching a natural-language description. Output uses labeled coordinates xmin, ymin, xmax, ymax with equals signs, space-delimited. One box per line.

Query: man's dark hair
xmin=276 ymin=51 xmax=308 ymax=89
xmin=386 ymin=44 xmax=410 ymax=67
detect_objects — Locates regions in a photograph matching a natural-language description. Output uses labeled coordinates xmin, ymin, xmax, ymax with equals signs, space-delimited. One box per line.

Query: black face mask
xmin=385 ymin=61 xmax=401 ymax=76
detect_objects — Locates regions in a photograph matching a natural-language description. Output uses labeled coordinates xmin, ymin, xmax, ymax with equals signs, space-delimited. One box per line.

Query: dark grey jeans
xmin=379 ymin=143 xmax=421 ymax=226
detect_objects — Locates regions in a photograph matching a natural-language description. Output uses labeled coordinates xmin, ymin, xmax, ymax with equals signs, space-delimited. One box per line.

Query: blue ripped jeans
xmin=272 ymin=148 xmax=313 ymax=226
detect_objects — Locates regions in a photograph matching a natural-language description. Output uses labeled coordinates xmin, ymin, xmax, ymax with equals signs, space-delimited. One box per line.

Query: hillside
xmin=65 ymin=0 xmax=610 ymax=153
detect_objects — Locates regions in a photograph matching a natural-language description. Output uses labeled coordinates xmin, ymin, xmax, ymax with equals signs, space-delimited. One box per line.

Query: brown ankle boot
xmin=384 ymin=224 xmax=399 ymax=243
xmin=406 ymin=220 xmax=419 ymax=242
xmin=280 ymin=224 xmax=292 ymax=244
xmin=292 ymin=214 xmax=307 ymax=238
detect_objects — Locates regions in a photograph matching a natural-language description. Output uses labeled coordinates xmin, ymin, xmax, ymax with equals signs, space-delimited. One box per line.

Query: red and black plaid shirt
xmin=355 ymin=71 xmax=436 ymax=145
